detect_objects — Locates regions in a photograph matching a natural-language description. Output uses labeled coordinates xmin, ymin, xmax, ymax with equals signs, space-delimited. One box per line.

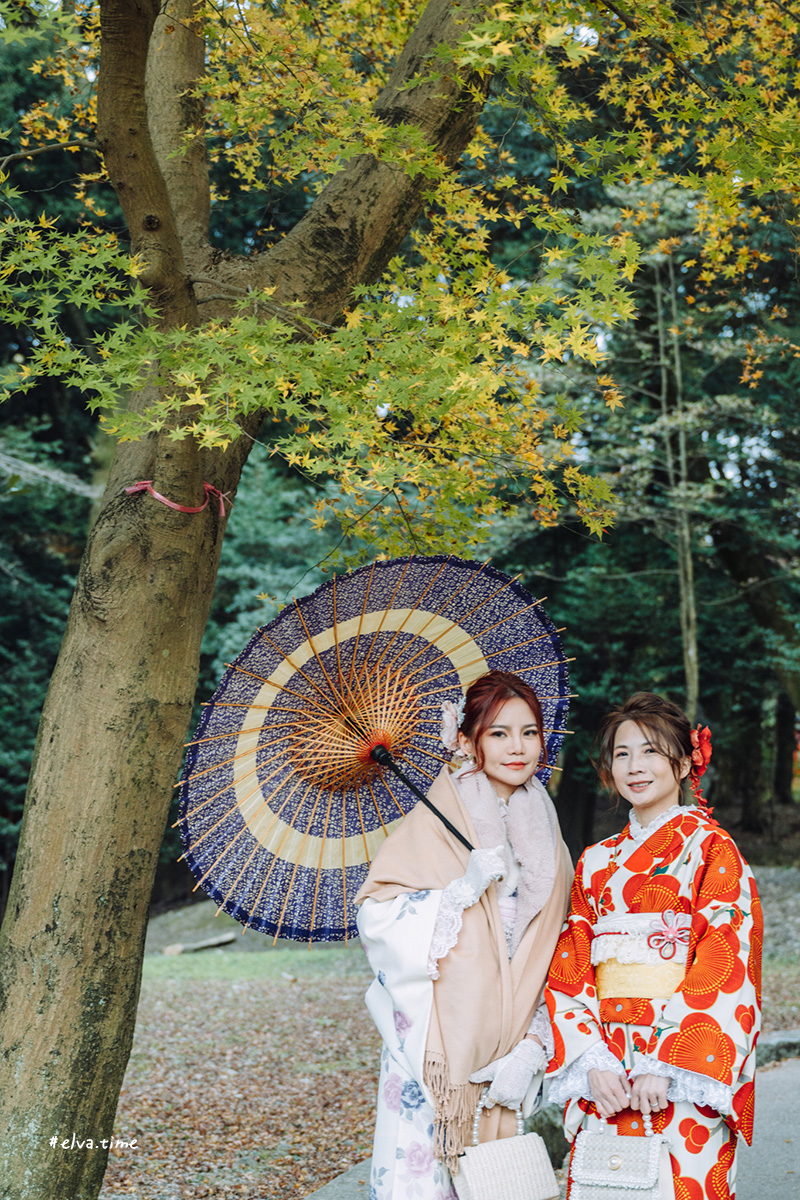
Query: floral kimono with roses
xmin=356 ymin=765 xmax=572 ymax=1200
xmin=545 ymin=804 xmax=762 ymax=1200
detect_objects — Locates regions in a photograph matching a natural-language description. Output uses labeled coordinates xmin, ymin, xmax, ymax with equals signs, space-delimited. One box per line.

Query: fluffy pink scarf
xmin=452 ymin=764 xmax=559 ymax=956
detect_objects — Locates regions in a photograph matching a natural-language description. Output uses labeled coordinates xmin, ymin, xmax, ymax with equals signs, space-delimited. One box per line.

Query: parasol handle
xmin=370 ymin=745 xmax=475 ymax=854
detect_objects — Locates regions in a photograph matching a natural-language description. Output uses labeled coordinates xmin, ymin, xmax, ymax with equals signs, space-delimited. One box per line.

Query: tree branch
xmin=247 ymin=0 xmax=493 ymax=325
xmin=97 ymin=0 xmax=198 ymax=324
xmin=145 ymin=0 xmax=210 ymax=261
xmin=595 ymin=0 xmax=752 ymax=136
xmin=0 ymin=141 xmax=98 ymax=173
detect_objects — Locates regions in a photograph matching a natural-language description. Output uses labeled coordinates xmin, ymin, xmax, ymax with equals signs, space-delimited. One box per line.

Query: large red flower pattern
xmin=549 ymin=1020 xmax=565 ymax=1072
xmin=735 ymin=1004 xmax=755 ymax=1034
xmin=611 ymin=1110 xmax=646 ymax=1136
xmin=622 ymin=871 xmax=682 ymax=912
xmin=599 ymin=997 xmax=655 ymax=1025
xmin=680 ymin=926 xmax=745 ymax=1009
xmin=704 ymin=1129 xmax=737 ymax=1200
xmin=605 ymin=1027 xmax=626 ymax=1062
xmin=748 ymin=890 xmax=764 ymax=995
xmin=660 ymin=1013 xmax=736 ymax=1085
xmin=641 ymin=817 xmax=689 ymax=865
xmin=671 ymin=1163 xmax=705 ymax=1200
xmin=589 ymin=854 xmax=619 ymax=914
xmin=570 ymin=873 xmax=596 ymax=923
xmin=544 ymin=990 xmax=566 ymax=1071
xmin=611 ymin=1105 xmax=673 ymax=1137
xmin=548 ymin=920 xmax=593 ymax=995
xmin=625 ymin=844 xmax=655 ymax=875
xmin=733 ymin=1080 xmax=755 ymax=1144
xmin=695 ymin=836 xmax=743 ymax=903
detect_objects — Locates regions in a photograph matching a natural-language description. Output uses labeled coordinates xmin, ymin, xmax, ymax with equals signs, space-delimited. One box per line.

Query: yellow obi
xmin=595 ymin=957 xmax=686 ymax=1000
xmin=592 ymin=911 xmax=691 ymax=1000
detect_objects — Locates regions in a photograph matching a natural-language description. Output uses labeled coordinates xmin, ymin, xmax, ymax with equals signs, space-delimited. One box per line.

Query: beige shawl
xmin=356 ymin=768 xmax=572 ymax=1167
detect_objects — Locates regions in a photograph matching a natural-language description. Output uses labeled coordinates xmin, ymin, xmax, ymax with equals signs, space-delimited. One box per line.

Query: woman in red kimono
xmin=545 ymin=692 xmax=762 ymax=1200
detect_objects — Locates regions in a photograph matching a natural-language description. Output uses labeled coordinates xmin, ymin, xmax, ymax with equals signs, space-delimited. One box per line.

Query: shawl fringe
xmin=424 ymin=1051 xmax=483 ymax=1173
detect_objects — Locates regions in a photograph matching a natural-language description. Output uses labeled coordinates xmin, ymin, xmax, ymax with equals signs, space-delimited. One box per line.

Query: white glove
xmin=470 ymin=1038 xmax=548 ymax=1110
xmin=451 ymin=846 xmax=506 ymax=908
xmin=427 ymin=848 xmax=506 ymax=979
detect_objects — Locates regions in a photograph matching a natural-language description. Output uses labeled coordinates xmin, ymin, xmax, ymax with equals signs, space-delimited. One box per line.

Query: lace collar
xmin=627 ymin=804 xmax=684 ymax=844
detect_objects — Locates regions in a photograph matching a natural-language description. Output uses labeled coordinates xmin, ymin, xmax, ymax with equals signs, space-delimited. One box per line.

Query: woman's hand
xmin=629 ymin=1074 xmax=669 ymax=1115
xmin=460 ymin=846 xmax=506 ymax=905
xmin=587 ymin=1068 xmax=631 ymax=1118
xmin=470 ymin=1038 xmax=547 ymax=1109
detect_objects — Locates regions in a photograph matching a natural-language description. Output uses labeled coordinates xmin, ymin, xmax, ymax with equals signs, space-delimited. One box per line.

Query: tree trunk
xmin=552 ymin=739 xmax=596 ymax=863
xmin=710 ymin=699 xmax=765 ymax=832
xmin=655 ymin=263 xmax=699 ymax=721
xmin=739 ymin=711 xmax=766 ymax=834
xmin=711 ymin=523 xmax=800 ymax=711
xmin=0 ymin=2 xmax=494 ymax=1196
xmin=772 ymin=691 xmax=796 ymax=807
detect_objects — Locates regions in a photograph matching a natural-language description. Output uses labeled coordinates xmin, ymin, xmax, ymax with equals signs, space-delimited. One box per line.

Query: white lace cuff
xmin=527 ymin=1003 xmax=555 ymax=1060
xmin=629 ymin=1056 xmax=733 ymax=1114
xmin=427 ymin=882 xmax=468 ymax=979
xmin=547 ymin=1039 xmax=624 ymax=1106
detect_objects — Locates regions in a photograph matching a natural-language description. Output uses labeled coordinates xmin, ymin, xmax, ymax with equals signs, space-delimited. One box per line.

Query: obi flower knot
xmin=647 ymin=910 xmax=691 ymax=960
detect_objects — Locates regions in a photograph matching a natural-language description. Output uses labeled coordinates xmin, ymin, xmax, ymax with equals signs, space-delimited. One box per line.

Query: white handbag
xmin=570 ymin=1114 xmax=675 ymax=1200
xmin=453 ymin=1090 xmax=560 ymax=1200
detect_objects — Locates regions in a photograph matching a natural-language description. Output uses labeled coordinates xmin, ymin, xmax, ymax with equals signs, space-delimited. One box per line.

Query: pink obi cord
xmin=125 ymin=480 xmax=230 ymax=519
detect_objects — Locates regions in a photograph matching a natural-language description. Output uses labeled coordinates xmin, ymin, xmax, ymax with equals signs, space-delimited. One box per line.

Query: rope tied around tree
xmin=124 ymin=480 xmax=231 ymax=519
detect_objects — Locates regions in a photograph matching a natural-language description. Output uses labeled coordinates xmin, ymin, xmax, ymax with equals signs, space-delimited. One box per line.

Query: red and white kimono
xmin=545 ymin=804 xmax=763 ymax=1200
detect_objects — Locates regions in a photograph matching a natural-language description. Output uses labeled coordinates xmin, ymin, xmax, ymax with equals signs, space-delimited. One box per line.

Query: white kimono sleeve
xmin=357 ymin=888 xmax=443 ymax=1099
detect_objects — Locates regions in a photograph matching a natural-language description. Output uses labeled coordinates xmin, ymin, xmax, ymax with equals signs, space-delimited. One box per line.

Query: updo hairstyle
xmin=461 ymin=670 xmax=548 ymax=775
xmin=593 ymin=691 xmax=692 ymax=794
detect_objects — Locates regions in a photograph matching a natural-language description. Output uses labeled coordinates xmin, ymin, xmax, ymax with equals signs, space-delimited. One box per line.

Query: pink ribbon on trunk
xmin=125 ymin=480 xmax=230 ymax=519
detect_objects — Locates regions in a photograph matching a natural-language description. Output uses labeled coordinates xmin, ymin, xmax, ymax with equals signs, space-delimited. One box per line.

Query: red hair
xmin=461 ymin=670 xmax=548 ymax=774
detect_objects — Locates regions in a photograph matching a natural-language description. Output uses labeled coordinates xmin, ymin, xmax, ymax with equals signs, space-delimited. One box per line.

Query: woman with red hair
xmin=356 ymin=670 xmax=573 ymax=1200
xmin=545 ymin=693 xmax=762 ymax=1200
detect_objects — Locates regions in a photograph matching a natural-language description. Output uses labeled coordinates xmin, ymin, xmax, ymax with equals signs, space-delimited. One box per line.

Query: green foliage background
xmin=2 ymin=5 xmax=799 ymax=913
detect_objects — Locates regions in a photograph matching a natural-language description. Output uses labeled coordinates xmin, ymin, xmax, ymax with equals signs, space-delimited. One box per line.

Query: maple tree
xmin=2 ymin=1 xmax=800 ymax=1198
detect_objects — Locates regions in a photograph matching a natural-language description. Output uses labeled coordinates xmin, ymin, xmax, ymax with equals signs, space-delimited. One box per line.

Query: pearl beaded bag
xmin=570 ymin=1114 xmax=675 ymax=1200
xmin=453 ymin=1091 xmax=560 ymax=1200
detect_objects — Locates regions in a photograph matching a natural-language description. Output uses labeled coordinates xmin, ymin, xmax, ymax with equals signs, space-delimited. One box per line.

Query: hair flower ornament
xmin=690 ymin=725 xmax=712 ymax=775
xmin=689 ymin=724 xmax=712 ymax=809
xmin=440 ymin=697 xmax=466 ymax=752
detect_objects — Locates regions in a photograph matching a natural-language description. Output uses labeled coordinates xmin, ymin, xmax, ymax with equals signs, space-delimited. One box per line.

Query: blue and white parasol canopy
xmin=177 ymin=555 xmax=571 ymax=942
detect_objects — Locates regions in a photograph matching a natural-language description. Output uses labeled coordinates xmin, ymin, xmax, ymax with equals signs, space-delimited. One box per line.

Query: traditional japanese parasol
xmin=177 ymin=555 xmax=572 ymax=942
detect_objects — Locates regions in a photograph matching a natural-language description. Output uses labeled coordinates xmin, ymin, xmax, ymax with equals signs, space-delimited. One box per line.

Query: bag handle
xmin=596 ymin=1112 xmax=655 ymax=1137
xmin=471 ymin=1089 xmax=525 ymax=1146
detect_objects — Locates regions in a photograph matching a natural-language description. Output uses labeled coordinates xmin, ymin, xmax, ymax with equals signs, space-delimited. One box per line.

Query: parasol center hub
xmin=288 ymin=669 xmax=419 ymax=790
xmin=369 ymin=742 xmax=392 ymax=766
xmin=356 ymin=732 xmax=393 ymax=766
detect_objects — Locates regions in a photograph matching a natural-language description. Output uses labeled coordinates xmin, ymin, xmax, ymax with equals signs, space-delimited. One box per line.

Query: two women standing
xmin=357 ymin=673 xmax=762 ymax=1200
